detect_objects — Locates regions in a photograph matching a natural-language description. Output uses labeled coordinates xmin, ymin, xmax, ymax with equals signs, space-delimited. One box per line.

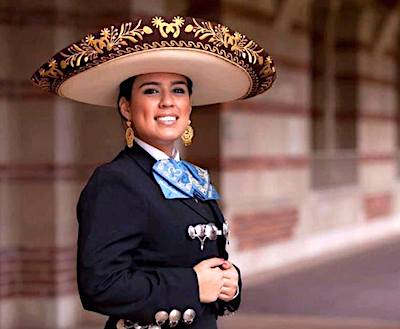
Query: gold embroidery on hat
xmin=37 ymin=41 xmax=267 ymax=99
xmin=186 ymin=19 xmax=264 ymax=65
xmin=259 ymin=55 xmax=276 ymax=93
xmin=39 ymin=59 xmax=63 ymax=79
xmin=152 ymin=16 xmax=185 ymax=38
xmin=32 ymin=16 xmax=276 ymax=99
xmin=59 ymin=21 xmax=153 ymax=69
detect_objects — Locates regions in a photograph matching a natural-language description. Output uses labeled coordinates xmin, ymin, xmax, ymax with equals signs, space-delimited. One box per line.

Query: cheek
xmin=179 ymin=99 xmax=192 ymax=119
xmin=131 ymin=103 xmax=155 ymax=125
xmin=142 ymin=111 xmax=156 ymax=123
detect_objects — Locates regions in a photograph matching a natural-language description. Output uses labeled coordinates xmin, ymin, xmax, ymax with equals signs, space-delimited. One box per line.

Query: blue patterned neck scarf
xmin=152 ymin=159 xmax=220 ymax=201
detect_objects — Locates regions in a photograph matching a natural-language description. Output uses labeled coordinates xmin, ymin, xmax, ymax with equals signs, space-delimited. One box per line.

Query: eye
xmin=143 ymin=88 xmax=159 ymax=95
xmin=173 ymin=87 xmax=186 ymax=94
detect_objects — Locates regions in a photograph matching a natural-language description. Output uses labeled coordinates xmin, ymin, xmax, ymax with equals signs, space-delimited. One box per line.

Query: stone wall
xmin=1 ymin=0 xmax=400 ymax=328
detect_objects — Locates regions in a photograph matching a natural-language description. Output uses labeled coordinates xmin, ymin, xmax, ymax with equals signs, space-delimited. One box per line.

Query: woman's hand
xmin=218 ymin=260 xmax=239 ymax=302
xmin=193 ymin=258 xmax=225 ymax=303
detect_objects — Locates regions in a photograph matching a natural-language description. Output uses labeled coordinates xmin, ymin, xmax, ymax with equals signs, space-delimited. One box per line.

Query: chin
xmin=158 ymin=132 xmax=184 ymax=143
xmin=158 ymin=136 xmax=181 ymax=145
xmin=146 ymin=133 xmax=178 ymax=145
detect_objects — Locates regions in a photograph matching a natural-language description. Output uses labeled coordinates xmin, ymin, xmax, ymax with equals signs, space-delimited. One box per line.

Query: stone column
xmin=358 ymin=6 xmax=398 ymax=223
xmin=216 ymin=2 xmax=309 ymax=272
xmin=0 ymin=0 xmax=57 ymax=328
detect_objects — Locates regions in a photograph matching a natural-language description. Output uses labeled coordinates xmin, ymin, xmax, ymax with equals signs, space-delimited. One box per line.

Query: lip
xmin=154 ymin=112 xmax=179 ymax=119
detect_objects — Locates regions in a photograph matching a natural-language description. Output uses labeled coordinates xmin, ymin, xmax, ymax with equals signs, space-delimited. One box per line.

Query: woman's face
xmin=120 ymin=72 xmax=192 ymax=153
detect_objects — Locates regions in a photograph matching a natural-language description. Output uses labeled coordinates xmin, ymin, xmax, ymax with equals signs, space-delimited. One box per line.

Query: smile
xmin=155 ymin=116 xmax=178 ymax=124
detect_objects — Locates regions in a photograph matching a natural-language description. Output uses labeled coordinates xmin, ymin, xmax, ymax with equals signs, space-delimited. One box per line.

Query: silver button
xmin=169 ymin=309 xmax=181 ymax=327
xmin=223 ymin=222 xmax=229 ymax=238
xmin=194 ymin=224 xmax=205 ymax=236
xmin=183 ymin=309 xmax=196 ymax=325
xmin=155 ymin=310 xmax=169 ymax=326
xmin=223 ymin=309 xmax=235 ymax=316
xmin=188 ymin=225 xmax=196 ymax=239
xmin=116 ymin=319 xmax=136 ymax=329
xmin=205 ymin=223 xmax=218 ymax=240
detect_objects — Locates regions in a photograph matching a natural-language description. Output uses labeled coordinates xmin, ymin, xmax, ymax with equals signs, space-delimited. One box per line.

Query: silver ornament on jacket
xmin=187 ymin=221 xmax=229 ymax=250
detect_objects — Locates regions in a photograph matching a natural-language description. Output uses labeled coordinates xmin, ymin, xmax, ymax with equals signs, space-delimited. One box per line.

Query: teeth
xmin=157 ymin=116 xmax=176 ymax=122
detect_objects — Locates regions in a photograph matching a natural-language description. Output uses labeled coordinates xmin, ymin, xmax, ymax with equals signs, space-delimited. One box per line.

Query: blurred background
xmin=1 ymin=0 xmax=400 ymax=328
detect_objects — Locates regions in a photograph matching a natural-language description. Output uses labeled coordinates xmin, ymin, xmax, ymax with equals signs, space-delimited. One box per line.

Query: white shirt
xmin=135 ymin=137 xmax=180 ymax=161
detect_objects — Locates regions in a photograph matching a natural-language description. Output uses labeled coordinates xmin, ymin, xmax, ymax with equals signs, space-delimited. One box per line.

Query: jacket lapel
xmin=179 ymin=198 xmax=214 ymax=223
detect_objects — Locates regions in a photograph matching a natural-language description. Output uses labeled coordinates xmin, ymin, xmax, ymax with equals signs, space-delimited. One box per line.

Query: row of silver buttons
xmin=117 ymin=308 xmax=196 ymax=329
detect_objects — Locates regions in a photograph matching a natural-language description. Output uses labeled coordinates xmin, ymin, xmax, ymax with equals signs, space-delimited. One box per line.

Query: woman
xmin=31 ymin=15 xmax=276 ymax=329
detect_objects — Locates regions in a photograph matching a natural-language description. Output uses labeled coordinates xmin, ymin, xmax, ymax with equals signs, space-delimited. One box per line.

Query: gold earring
xmin=181 ymin=120 xmax=194 ymax=146
xmin=125 ymin=120 xmax=135 ymax=148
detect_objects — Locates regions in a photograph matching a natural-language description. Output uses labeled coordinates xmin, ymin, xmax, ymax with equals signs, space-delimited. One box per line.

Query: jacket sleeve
xmin=211 ymin=200 xmax=242 ymax=315
xmin=76 ymin=166 xmax=202 ymax=324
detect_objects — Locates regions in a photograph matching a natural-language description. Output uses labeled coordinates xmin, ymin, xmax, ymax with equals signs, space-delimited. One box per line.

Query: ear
xmin=118 ymin=97 xmax=131 ymax=121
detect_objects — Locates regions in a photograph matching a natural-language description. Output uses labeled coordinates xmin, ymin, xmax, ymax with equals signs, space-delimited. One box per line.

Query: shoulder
xmin=90 ymin=148 xmax=144 ymax=182
xmin=80 ymin=150 xmax=144 ymax=199
xmin=76 ymin=152 xmax=150 ymax=229
xmin=96 ymin=150 xmax=141 ymax=176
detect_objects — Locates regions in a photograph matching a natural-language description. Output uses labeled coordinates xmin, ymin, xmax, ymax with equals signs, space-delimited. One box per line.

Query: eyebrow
xmin=138 ymin=80 xmax=188 ymax=88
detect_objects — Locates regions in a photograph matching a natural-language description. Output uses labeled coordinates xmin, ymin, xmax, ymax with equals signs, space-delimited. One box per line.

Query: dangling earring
xmin=181 ymin=120 xmax=194 ymax=146
xmin=125 ymin=120 xmax=135 ymax=148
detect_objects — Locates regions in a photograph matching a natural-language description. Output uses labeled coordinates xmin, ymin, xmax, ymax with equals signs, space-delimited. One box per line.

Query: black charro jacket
xmin=76 ymin=142 xmax=241 ymax=329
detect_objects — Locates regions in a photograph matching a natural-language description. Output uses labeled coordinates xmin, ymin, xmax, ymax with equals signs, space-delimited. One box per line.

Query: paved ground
xmin=219 ymin=314 xmax=400 ymax=329
xmin=78 ymin=236 xmax=400 ymax=328
xmin=218 ymin=235 xmax=400 ymax=328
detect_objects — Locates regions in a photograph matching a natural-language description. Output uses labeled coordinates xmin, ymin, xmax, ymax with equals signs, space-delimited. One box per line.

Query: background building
xmin=1 ymin=0 xmax=400 ymax=328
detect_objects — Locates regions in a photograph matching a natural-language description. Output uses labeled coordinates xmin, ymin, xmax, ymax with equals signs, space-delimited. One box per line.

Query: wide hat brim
xmin=31 ymin=15 xmax=276 ymax=107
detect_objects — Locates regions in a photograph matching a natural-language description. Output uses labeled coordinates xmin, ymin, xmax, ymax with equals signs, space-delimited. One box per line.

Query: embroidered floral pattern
xmin=38 ymin=59 xmax=63 ymax=79
xmin=31 ymin=16 xmax=276 ymax=101
xmin=185 ymin=19 xmax=264 ymax=65
xmin=152 ymin=159 xmax=220 ymax=201
xmin=152 ymin=16 xmax=185 ymax=38
xmin=59 ymin=20 xmax=153 ymax=68
xmin=259 ymin=55 xmax=276 ymax=92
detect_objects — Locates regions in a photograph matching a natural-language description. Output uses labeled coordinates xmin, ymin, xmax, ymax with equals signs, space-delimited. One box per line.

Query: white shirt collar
xmin=135 ymin=137 xmax=180 ymax=161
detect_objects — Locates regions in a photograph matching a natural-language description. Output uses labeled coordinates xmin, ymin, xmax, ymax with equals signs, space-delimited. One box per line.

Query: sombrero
xmin=31 ymin=15 xmax=276 ymax=107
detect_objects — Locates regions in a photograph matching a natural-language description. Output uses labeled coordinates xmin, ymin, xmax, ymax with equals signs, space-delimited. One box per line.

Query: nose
xmin=159 ymin=90 xmax=174 ymax=108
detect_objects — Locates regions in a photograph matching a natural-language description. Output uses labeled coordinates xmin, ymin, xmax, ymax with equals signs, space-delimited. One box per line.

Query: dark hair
xmin=117 ymin=75 xmax=193 ymax=119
